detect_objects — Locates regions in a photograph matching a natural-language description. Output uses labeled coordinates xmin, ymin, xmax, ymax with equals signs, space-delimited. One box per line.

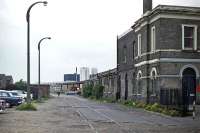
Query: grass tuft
xmin=16 ymin=103 xmax=37 ymax=111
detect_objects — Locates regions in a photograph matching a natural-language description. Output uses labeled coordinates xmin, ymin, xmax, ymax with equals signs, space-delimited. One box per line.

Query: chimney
xmin=75 ymin=67 xmax=77 ymax=82
xmin=143 ymin=0 xmax=152 ymax=14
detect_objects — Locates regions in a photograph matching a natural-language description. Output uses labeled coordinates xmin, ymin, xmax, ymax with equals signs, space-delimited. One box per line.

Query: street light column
xmin=26 ymin=1 xmax=48 ymax=103
xmin=38 ymin=44 xmax=40 ymax=100
xmin=27 ymin=14 xmax=30 ymax=103
xmin=38 ymin=37 xmax=51 ymax=100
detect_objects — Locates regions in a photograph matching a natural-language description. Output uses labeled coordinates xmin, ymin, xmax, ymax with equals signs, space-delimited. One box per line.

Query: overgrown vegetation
xmin=82 ymin=84 xmax=104 ymax=99
xmin=33 ymin=96 xmax=50 ymax=104
xmin=119 ymin=100 xmax=181 ymax=116
xmin=82 ymin=84 xmax=93 ymax=98
xmin=16 ymin=103 xmax=37 ymax=111
xmin=88 ymin=95 xmax=181 ymax=117
xmin=83 ymin=84 xmax=182 ymax=117
xmin=145 ymin=103 xmax=181 ymax=116
xmin=93 ymin=85 xmax=104 ymax=99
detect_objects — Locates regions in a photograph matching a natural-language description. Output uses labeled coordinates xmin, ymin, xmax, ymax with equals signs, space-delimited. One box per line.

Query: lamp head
xmin=43 ymin=1 xmax=48 ymax=6
xmin=47 ymin=37 xmax=51 ymax=40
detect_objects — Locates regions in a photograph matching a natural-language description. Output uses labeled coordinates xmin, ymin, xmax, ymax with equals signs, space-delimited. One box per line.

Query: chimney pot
xmin=143 ymin=0 xmax=152 ymax=14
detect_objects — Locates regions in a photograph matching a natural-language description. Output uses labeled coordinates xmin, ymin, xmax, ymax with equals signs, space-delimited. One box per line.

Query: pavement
xmin=0 ymin=94 xmax=199 ymax=133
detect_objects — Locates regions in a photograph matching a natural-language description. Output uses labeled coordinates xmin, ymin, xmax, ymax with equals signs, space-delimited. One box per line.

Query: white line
xmin=87 ymin=106 xmax=122 ymax=127
xmin=76 ymin=110 xmax=98 ymax=133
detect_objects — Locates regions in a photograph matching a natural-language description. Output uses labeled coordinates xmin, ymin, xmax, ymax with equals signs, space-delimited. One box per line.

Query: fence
xmin=160 ymin=88 xmax=182 ymax=110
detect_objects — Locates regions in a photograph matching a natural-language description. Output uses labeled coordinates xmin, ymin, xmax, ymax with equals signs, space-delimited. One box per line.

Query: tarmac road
xmin=0 ymin=94 xmax=199 ymax=133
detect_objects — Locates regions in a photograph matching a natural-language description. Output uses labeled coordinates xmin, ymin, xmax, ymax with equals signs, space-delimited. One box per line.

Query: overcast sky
xmin=1 ymin=0 xmax=200 ymax=83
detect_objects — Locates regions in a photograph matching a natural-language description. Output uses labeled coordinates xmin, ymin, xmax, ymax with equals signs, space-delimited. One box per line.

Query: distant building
xmin=0 ymin=74 xmax=13 ymax=89
xmin=5 ymin=75 xmax=13 ymax=86
xmin=30 ymin=84 xmax=50 ymax=100
xmin=64 ymin=74 xmax=80 ymax=82
xmin=91 ymin=68 xmax=98 ymax=75
xmin=80 ymin=67 xmax=90 ymax=81
xmin=0 ymin=74 xmax=6 ymax=89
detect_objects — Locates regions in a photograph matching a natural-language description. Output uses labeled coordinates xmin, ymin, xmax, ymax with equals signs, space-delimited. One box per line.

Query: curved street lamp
xmin=38 ymin=37 xmax=51 ymax=100
xmin=26 ymin=1 xmax=48 ymax=103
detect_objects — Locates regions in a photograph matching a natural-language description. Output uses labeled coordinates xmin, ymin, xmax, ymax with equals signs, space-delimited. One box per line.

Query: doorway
xmin=125 ymin=74 xmax=128 ymax=100
xmin=182 ymin=67 xmax=196 ymax=111
xmin=116 ymin=76 xmax=121 ymax=100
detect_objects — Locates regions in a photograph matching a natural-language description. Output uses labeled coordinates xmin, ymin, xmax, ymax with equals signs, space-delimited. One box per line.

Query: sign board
xmin=196 ymin=85 xmax=200 ymax=96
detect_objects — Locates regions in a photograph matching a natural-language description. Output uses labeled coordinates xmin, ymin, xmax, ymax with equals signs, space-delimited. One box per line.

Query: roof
xmin=90 ymin=68 xmax=117 ymax=79
xmin=133 ymin=5 xmax=200 ymax=28
xmin=154 ymin=5 xmax=200 ymax=13
xmin=118 ymin=28 xmax=133 ymax=39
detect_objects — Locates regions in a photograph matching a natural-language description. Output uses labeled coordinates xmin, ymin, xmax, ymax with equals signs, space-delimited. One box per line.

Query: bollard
xmin=193 ymin=100 xmax=196 ymax=120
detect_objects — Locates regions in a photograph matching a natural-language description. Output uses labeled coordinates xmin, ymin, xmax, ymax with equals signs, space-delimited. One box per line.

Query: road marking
xmin=87 ymin=106 xmax=122 ymax=127
xmin=68 ymin=96 xmax=130 ymax=132
xmin=76 ymin=110 xmax=98 ymax=133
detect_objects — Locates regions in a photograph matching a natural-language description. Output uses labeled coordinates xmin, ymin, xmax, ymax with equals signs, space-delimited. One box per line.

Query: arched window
xmin=137 ymin=71 xmax=142 ymax=95
xmin=150 ymin=68 xmax=157 ymax=95
xmin=123 ymin=46 xmax=127 ymax=63
xmin=133 ymin=41 xmax=135 ymax=59
xmin=117 ymin=75 xmax=121 ymax=100
xmin=125 ymin=74 xmax=128 ymax=100
xmin=132 ymin=72 xmax=136 ymax=95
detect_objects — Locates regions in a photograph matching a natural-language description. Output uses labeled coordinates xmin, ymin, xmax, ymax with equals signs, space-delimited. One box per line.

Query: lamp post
xmin=38 ymin=37 xmax=51 ymax=100
xmin=26 ymin=1 xmax=48 ymax=103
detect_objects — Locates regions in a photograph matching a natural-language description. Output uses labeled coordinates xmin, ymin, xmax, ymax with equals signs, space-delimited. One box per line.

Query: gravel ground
xmin=0 ymin=95 xmax=199 ymax=133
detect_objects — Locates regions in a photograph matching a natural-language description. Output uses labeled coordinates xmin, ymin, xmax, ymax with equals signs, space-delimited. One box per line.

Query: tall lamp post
xmin=26 ymin=1 xmax=48 ymax=103
xmin=38 ymin=37 xmax=51 ymax=100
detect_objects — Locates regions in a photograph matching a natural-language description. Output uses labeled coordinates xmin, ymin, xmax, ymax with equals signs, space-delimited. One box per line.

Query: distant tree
xmin=15 ymin=79 xmax=27 ymax=91
xmin=6 ymin=84 xmax=16 ymax=90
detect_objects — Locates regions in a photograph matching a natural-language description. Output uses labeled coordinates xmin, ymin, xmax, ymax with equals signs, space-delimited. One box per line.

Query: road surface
xmin=0 ymin=95 xmax=199 ymax=133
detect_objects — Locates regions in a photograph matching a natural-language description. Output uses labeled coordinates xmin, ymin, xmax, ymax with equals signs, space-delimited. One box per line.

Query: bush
xmin=150 ymin=103 xmax=161 ymax=112
xmin=167 ymin=109 xmax=181 ymax=117
xmin=145 ymin=105 xmax=152 ymax=110
xmin=122 ymin=100 xmax=135 ymax=107
xmin=106 ymin=98 xmax=116 ymax=103
xmin=100 ymin=97 xmax=116 ymax=103
xmin=145 ymin=103 xmax=181 ymax=117
xmin=89 ymin=96 xmax=96 ymax=100
xmin=94 ymin=85 xmax=104 ymax=99
xmin=161 ymin=108 xmax=169 ymax=115
xmin=82 ymin=84 xmax=93 ymax=98
xmin=16 ymin=103 xmax=37 ymax=111
xmin=135 ymin=102 xmax=146 ymax=108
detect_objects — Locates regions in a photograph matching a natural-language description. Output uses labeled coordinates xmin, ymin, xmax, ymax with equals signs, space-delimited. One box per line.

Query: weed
xmin=16 ymin=103 xmax=37 ymax=111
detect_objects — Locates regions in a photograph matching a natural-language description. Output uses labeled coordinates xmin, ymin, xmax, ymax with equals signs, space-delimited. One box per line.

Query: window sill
xmin=182 ymin=49 xmax=198 ymax=52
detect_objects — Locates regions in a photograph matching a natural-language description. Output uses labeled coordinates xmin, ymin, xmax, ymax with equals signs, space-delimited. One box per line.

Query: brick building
xmin=84 ymin=0 xmax=200 ymax=112
xmin=89 ymin=68 xmax=118 ymax=98
xmin=117 ymin=0 xmax=200 ymax=111
xmin=30 ymin=84 xmax=50 ymax=99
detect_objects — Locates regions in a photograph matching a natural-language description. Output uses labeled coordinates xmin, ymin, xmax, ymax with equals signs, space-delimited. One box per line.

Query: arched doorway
xmin=150 ymin=68 xmax=157 ymax=96
xmin=116 ymin=75 xmax=121 ymax=100
xmin=137 ymin=71 xmax=142 ymax=96
xmin=125 ymin=74 xmax=128 ymax=100
xmin=182 ymin=67 xmax=196 ymax=111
